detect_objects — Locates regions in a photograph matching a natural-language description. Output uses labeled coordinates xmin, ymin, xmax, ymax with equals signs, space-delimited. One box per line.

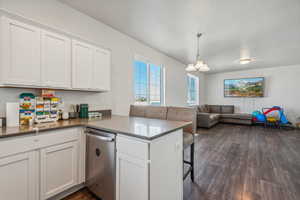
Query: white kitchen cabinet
xmin=1 ymin=17 xmax=41 ymax=86
xmin=116 ymin=129 xmax=183 ymax=200
xmin=40 ymin=141 xmax=79 ymax=200
xmin=93 ymin=47 xmax=111 ymax=91
xmin=72 ymin=40 xmax=94 ymax=90
xmin=41 ymin=30 xmax=71 ymax=88
xmin=1 ymin=16 xmax=111 ymax=91
xmin=0 ymin=151 xmax=38 ymax=200
xmin=116 ymin=153 xmax=149 ymax=200
xmin=72 ymin=39 xmax=111 ymax=91
xmin=0 ymin=127 xmax=83 ymax=200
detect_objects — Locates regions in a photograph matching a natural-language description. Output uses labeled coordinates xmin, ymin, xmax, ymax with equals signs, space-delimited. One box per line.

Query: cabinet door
xmin=72 ymin=40 xmax=93 ymax=89
xmin=41 ymin=30 xmax=71 ymax=88
xmin=2 ymin=17 xmax=41 ymax=86
xmin=0 ymin=151 xmax=38 ymax=200
xmin=40 ymin=141 xmax=78 ymax=200
xmin=92 ymin=47 xmax=111 ymax=91
xmin=116 ymin=153 xmax=149 ymax=200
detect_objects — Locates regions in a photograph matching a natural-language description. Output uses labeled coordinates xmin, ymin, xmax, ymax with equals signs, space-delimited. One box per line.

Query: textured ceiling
xmin=60 ymin=0 xmax=300 ymax=73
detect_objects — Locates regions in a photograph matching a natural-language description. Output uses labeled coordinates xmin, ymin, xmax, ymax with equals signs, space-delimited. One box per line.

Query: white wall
xmin=205 ymin=65 xmax=300 ymax=123
xmin=0 ymin=0 xmax=205 ymax=117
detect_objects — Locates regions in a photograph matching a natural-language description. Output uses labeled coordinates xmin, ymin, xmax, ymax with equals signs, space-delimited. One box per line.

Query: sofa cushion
xmin=221 ymin=113 xmax=252 ymax=120
xmin=144 ymin=106 xmax=167 ymax=120
xmin=209 ymin=113 xmax=221 ymax=120
xmin=221 ymin=105 xmax=234 ymax=114
xmin=198 ymin=104 xmax=209 ymax=113
xmin=209 ymin=105 xmax=221 ymax=113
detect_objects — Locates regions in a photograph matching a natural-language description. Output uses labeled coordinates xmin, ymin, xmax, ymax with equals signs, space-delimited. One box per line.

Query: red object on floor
xmin=263 ymin=107 xmax=281 ymax=115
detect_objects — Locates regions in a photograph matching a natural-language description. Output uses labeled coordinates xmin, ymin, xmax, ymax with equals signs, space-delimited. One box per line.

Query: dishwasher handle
xmin=86 ymin=132 xmax=115 ymax=142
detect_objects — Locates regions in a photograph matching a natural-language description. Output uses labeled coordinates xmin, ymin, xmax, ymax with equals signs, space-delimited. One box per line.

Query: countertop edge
xmin=85 ymin=123 xmax=190 ymax=140
xmin=0 ymin=124 xmax=85 ymax=139
xmin=0 ymin=118 xmax=192 ymax=140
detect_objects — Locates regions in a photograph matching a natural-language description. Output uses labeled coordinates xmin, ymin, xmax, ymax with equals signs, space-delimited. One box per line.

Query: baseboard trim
xmin=48 ymin=184 xmax=85 ymax=200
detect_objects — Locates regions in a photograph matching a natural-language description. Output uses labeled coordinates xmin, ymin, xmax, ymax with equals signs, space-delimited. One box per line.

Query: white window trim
xmin=187 ymin=73 xmax=199 ymax=106
xmin=133 ymin=54 xmax=165 ymax=106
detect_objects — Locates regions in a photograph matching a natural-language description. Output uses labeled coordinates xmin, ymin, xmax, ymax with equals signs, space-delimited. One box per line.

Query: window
xmin=187 ymin=74 xmax=199 ymax=105
xmin=134 ymin=58 xmax=164 ymax=105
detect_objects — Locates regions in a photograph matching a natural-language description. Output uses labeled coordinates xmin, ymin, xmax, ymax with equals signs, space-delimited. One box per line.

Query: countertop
xmin=0 ymin=115 xmax=192 ymax=140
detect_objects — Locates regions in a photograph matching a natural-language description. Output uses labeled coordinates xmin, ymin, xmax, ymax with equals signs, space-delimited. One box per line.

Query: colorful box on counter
xmin=35 ymin=97 xmax=60 ymax=123
xmin=19 ymin=93 xmax=35 ymax=125
xmin=19 ymin=92 xmax=61 ymax=124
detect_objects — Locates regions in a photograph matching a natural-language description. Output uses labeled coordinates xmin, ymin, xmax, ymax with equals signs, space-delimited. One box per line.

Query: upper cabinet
xmin=1 ymin=17 xmax=41 ymax=86
xmin=0 ymin=16 xmax=111 ymax=92
xmin=72 ymin=40 xmax=94 ymax=90
xmin=41 ymin=30 xmax=71 ymax=89
xmin=72 ymin=40 xmax=111 ymax=91
xmin=93 ymin=47 xmax=111 ymax=91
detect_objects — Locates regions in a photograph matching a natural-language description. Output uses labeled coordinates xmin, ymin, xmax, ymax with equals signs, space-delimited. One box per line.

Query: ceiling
xmin=60 ymin=0 xmax=300 ymax=73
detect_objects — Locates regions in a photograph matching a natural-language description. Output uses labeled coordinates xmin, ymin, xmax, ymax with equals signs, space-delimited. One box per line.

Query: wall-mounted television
xmin=224 ymin=77 xmax=264 ymax=97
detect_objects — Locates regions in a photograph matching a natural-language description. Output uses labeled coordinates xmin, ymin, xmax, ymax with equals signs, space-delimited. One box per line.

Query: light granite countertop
xmin=0 ymin=115 xmax=191 ymax=140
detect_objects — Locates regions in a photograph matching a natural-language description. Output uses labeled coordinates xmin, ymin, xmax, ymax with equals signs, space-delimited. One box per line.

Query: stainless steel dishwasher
xmin=86 ymin=128 xmax=116 ymax=200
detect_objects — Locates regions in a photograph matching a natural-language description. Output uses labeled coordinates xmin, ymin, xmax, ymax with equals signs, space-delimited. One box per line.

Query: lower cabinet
xmin=0 ymin=128 xmax=85 ymax=200
xmin=116 ymin=153 xmax=149 ymax=200
xmin=40 ymin=141 xmax=79 ymax=200
xmin=0 ymin=151 xmax=38 ymax=200
xmin=116 ymin=129 xmax=183 ymax=200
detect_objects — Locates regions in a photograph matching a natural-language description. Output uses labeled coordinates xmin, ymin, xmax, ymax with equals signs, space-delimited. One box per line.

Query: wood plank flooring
xmin=62 ymin=188 xmax=97 ymax=200
xmin=64 ymin=124 xmax=300 ymax=200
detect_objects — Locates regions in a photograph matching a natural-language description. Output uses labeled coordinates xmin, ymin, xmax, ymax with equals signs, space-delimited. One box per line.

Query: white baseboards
xmin=48 ymin=184 xmax=85 ymax=200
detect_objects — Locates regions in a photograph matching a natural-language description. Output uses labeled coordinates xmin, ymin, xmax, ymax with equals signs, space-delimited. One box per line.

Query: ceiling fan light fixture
xmin=240 ymin=58 xmax=252 ymax=65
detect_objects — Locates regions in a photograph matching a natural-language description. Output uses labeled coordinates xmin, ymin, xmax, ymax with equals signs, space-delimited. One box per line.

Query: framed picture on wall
xmin=224 ymin=77 xmax=264 ymax=97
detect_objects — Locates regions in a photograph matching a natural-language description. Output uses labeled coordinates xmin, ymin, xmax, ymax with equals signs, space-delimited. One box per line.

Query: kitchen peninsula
xmin=0 ymin=115 xmax=191 ymax=200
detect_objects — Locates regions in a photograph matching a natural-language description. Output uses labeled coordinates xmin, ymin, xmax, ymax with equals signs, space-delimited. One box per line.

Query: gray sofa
xmin=197 ymin=104 xmax=252 ymax=128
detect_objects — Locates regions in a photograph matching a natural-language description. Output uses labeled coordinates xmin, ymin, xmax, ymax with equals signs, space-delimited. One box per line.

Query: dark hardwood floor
xmin=63 ymin=188 xmax=97 ymax=200
xmin=184 ymin=124 xmax=300 ymax=200
xmin=64 ymin=124 xmax=300 ymax=200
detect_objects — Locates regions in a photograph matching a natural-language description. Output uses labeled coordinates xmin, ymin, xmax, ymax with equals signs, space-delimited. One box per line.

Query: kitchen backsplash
xmin=0 ymin=88 xmax=112 ymax=117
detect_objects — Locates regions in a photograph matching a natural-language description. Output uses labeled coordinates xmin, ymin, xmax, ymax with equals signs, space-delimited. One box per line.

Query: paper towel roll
xmin=6 ymin=102 xmax=19 ymax=127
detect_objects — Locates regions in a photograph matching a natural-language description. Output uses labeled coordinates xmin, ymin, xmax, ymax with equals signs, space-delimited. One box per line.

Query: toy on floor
xmin=252 ymin=106 xmax=290 ymax=125
xmin=263 ymin=106 xmax=289 ymax=124
xmin=252 ymin=110 xmax=266 ymax=122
